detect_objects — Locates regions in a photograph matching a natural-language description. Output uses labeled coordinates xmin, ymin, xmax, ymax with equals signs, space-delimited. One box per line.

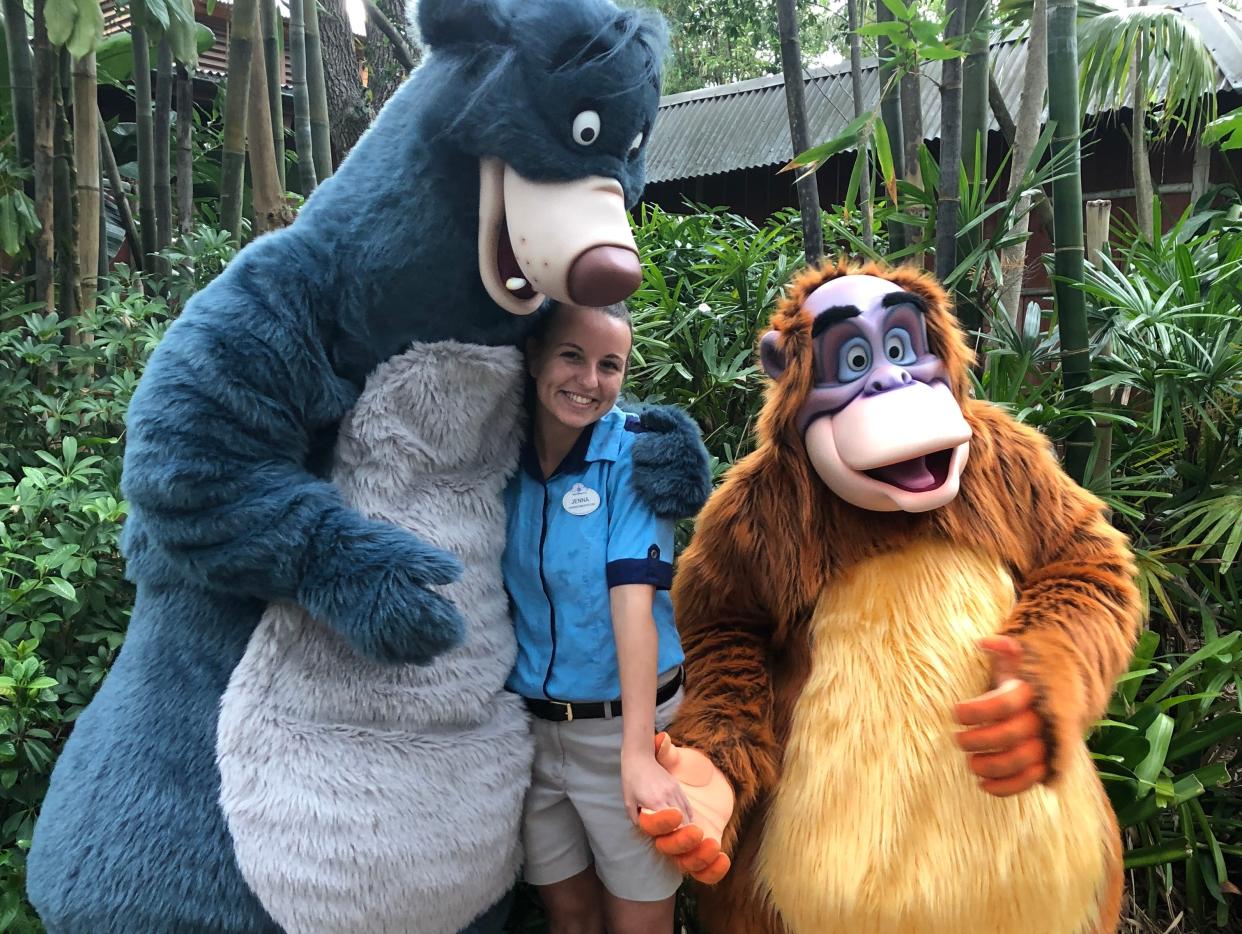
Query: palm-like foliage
xmin=1078 ymin=1 xmax=1218 ymax=136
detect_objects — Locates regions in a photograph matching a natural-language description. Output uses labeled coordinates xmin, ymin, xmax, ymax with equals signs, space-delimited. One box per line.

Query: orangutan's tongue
xmin=872 ymin=456 xmax=937 ymax=491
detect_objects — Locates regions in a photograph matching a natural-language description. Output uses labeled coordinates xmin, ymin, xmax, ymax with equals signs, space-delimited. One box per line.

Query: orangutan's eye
xmin=884 ymin=327 xmax=916 ymax=366
xmin=573 ymin=110 xmax=602 ymax=146
xmin=838 ymin=337 xmax=871 ymax=382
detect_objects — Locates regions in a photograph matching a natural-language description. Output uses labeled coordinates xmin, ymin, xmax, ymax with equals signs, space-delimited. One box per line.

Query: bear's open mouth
xmin=865 ymin=448 xmax=953 ymax=492
xmin=497 ymin=215 xmax=536 ymax=300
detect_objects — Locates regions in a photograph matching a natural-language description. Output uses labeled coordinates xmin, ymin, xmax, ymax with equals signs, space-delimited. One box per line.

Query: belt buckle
xmin=553 ymin=700 xmax=574 ymax=723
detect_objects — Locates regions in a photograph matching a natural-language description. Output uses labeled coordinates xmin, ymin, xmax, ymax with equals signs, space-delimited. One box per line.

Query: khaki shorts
xmin=520 ymin=683 xmax=684 ymax=902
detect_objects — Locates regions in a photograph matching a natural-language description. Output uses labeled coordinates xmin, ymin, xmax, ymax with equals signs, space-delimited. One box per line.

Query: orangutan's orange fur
xmin=668 ymin=260 xmax=1143 ymax=934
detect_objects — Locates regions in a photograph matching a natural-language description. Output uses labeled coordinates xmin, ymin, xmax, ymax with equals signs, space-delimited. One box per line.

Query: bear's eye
xmin=572 ymin=110 xmax=601 ymax=146
xmin=628 ymin=131 xmax=644 ymax=158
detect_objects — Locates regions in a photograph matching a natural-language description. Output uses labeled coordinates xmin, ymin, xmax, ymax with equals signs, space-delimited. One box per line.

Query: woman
xmin=504 ymin=301 xmax=691 ymax=934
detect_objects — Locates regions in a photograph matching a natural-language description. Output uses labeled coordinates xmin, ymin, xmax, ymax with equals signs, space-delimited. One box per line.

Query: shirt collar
xmin=521 ymin=407 xmax=626 ymax=483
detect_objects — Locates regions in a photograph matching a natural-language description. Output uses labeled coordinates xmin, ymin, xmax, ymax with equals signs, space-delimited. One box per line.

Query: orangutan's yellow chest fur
xmin=755 ymin=539 xmax=1112 ymax=934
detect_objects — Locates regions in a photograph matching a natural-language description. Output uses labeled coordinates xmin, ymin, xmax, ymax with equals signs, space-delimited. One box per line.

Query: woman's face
xmin=528 ymin=305 xmax=632 ymax=433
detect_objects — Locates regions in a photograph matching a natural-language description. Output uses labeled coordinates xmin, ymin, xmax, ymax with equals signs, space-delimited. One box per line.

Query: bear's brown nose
xmin=567 ymin=246 xmax=642 ymax=307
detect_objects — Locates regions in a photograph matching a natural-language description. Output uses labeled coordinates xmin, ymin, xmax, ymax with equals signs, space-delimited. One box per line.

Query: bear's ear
xmin=418 ymin=0 xmax=508 ymax=50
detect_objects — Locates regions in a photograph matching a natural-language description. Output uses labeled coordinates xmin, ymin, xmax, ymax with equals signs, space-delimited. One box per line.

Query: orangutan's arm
xmin=962 ymin=407 xmax=1144 ymax=783
xmin=665 ymin=473 xmax=793 ymax=848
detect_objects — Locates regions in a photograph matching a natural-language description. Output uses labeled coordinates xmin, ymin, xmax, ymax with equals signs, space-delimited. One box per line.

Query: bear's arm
xmin=949 ymin=403 xmax=1144 ymax=782
xmin=120 ymin=274 xmax=463 ymax=664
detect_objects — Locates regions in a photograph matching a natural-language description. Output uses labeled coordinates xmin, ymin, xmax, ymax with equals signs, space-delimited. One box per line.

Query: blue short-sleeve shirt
xmin=503 ymin=406 xmax=684 ymax=702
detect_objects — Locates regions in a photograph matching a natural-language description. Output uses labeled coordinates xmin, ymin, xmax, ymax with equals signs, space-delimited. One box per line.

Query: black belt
xmin=524 ymin=667 xmax=684 ymax=722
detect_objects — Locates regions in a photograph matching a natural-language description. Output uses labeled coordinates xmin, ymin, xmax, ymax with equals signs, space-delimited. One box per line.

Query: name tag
xmin=563 ymin=483 xmax=601 ymax=516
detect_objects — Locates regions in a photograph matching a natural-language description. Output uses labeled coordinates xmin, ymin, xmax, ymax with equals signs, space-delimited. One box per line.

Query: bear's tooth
xmin=505 ymin=277 xmax=528 ymax=292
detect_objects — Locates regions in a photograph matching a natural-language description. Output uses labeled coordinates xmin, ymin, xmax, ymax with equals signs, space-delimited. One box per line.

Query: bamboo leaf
xmin=46 ymin=0 xmax=79 ymax=47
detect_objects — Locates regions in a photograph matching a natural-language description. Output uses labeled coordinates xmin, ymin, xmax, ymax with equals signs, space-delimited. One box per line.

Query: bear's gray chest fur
xmin=217 ymin=341 xmax=534 ymax=934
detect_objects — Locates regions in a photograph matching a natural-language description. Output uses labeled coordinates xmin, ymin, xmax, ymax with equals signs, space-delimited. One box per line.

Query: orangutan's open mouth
xmin=497 ymin=216 xmax=537 ymax=301
xmin=865 ymin=448 xmax=953 ymax=493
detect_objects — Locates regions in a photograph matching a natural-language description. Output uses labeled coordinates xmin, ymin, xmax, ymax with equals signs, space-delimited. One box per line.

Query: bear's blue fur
xmin=26 ymin=2 xmax=682 ymax=932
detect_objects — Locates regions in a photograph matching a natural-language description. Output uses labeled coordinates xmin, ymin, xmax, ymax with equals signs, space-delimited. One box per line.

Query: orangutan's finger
xmin=953 ymin=678 xmax=1035 ymax=726
xmin=955 ymin=708 xmax=1043 ymax=753
xmin=967 ymin=737 xmax=1047 ymax=780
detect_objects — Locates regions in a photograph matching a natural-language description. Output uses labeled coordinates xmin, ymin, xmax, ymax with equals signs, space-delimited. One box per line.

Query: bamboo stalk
xmin=362 ymin=0 xmax=415 ymax=72
xmin=3 ymin=0 xmax=36 ymax=177
xmin=54 ymin=50 xmax=77 ymax=321
xmin=1086 ymin=199 xmax=1112 ymax=489
xmin=874 ymin=0 xmax=905 ymax=253
xmin=1048 ymin=0 xmax=1093 ymax=483
xmin=154 ymin=34 xmax=173 ymax=269
xmin=775 ymin=0 xmax=823 ymax=264
xmin=935 ymin=0 xmax=965 ymax=288
xmin=220 ymin=0 xmax=258 ymax=239
xmin=960 ymin=0 xmax=990 ymax=182
xmin=176 ymin=63 xmax=194 ymax=234
xmin=847 ymin=0 xmax=872 ymax=248
xmin=247 ymin=5 xmax=290 ymax=234
xmin=131 ymin=2 xmax=155 ymax=263
xmin=32 ymin=0 xmax=55 ymax=314
xmin=289 ymin=0 xmax=317 ymax=194
xmin=303 ymin=0 xmax=333 ymax=180
xmin=997 ymin=0 xmax=1051 ymax=327
xmin=260 ymin=0 xmax=285 ymax=190
xmin=74 ymin=50 xmax=100 ymax=311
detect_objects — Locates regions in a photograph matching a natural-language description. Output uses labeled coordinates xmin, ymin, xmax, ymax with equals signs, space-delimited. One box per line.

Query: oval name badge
xmin=562 ymin=482 xmax=601 ymax=516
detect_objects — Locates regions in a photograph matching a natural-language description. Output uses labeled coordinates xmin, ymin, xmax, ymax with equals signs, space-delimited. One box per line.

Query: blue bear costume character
xmin=26 ymin=2 xmax=710 ymax=932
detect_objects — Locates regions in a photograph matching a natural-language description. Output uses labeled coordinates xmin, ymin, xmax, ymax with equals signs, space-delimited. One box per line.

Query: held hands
xmin=622 ymin=747 xmax=695 ymax=828
xmin=635 ymin=733 xmax=734 ymax=885
xmin=953 ymin=635 xmax=1049 ymax=797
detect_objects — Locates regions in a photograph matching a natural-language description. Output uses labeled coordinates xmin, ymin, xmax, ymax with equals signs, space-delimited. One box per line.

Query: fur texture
xmin=668 ymin=259 xmax=1143 ymax=934
xmin=629 ymin=405 xmax=714 ymax=518
xmin=26 ymin=1 xmax=673 ymax=930
xmin=218 ymin=343 xmax=532 ymax=934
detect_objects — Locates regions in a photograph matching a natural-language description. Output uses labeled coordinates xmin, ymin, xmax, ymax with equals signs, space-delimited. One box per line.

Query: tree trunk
xmin=364 ymin=0 xmax=417 ymax=109
xmin=32 ymin=0 xmax=55 ymax=314
xmin=260 ymin=0 xmax=284 ymax=190
xmin=303 ymin=0 xmax=333 ymax=180
xmin=1086 ymin=199 xmax=1112 ymax=489
xmin=154 ymin=34 xmax=173 ymax=273
xmin=3 ymin=0 xmax=35 ymax=178
xmin=248 ymin=6 xmax=292 ymax=235
xmin=290 ymin=0 xmax=317 ymax=194
xmin=73 ymin=50 xmax=100 ymax=312
xmin=100 ymin=117 xmax=142 ymax=272
xmin=131 ymin=5 xmax=155 ymax=263
xmin=54 ymin=50 xmax=77 ymax=320
xmin=775 ymin=0 xmax=823 ymax=264
xmin=960 ymin=0 xmax=990 ymax=182
xmin=998 ymin=0 xmax=1050 ymax=327
xmin=847 ymin=0 xmax=872 ymax=248
xmin=935 ymin=0 xmax=965 ymax=288
xmin=1048 ymin=0 xmax=1093 ymax=483
xmin=320 ymin=0 xmax=370 ymax=164
xmin=874 ymin=0 xmax=905 ymax=252
xmin=176 ymin=63 xmax=195 ymax=234
xmin=220 ymin=0 xmax=257 ymax=240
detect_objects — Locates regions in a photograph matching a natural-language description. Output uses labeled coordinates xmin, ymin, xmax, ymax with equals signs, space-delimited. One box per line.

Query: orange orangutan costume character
xmin=638 ymin=260 xmax=1144 ymax=934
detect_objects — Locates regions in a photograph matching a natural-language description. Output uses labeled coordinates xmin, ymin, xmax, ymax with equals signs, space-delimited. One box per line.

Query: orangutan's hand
xmin=636 ymin=733 xmax=734 ymax=884
xmin=953 ymin=635 xmax=1049 ymax=797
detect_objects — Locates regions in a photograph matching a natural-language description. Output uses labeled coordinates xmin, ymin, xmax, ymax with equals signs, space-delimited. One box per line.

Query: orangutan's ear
xmin=760 ymin=331 xmax=787 ymax=380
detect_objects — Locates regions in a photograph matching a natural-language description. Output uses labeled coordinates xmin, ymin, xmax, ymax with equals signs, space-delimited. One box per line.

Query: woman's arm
xmin=610 ymin=584 xmax=693 ymax=822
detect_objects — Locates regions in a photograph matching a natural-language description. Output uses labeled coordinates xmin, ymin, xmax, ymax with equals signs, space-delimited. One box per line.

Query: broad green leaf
xmin=46 ymin=0 xmax=80 ymax=47
xmin=1123 ymin=838 xmax=1192 ymax=868
xmin=1134 ymin=712 xmax=1174 ymax=788
xmin=44 ymin=577 xmax=77 ymax=603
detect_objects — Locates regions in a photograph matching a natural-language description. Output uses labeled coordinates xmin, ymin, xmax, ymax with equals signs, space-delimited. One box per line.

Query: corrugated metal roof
xmin=646 ymin=0 xmax=1242 ymax=184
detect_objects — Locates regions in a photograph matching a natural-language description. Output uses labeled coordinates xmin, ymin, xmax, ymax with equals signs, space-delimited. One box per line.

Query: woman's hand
xmin=621 ymin=749 xmax=694 ymax=826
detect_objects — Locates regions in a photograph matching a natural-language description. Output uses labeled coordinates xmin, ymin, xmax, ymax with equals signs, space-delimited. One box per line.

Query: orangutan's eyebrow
xmin=810 ymin=305 xmax=860 ymax=337
xmin=881 ymin=291 xmax=927 ymax=313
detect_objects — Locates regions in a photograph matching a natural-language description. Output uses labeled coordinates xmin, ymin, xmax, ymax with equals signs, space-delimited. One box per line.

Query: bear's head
xmin=416 ymin=0 xmax=667 ymax=315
